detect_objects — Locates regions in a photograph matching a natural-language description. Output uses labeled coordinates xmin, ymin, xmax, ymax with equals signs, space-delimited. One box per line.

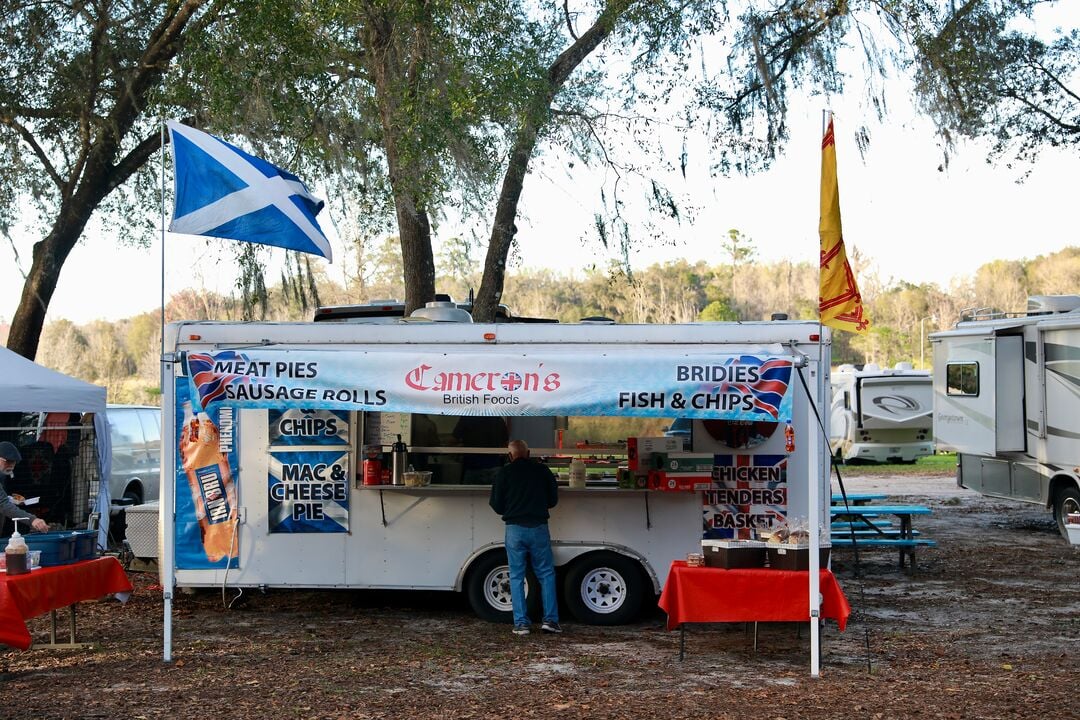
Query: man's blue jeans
xmin=504 ymin=523 xmax=559 ymax=627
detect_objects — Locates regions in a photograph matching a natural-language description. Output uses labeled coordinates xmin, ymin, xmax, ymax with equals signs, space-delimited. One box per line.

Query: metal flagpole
xmin=808 ymin=108 xmax=831 ymax=678
xmin=160 ymin=119 xmax=166 ymax=361
xmin=159 ymin=119 xmax=174 ymax=663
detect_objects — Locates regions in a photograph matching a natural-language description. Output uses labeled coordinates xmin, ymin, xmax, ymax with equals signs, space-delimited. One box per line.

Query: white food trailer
xmin=931 ymin=294 xmax=1080 ymax=538
xmin=159 ymin=315 xmax=833 ymax=661
xmin=829 ymin=362 xmax=934 ymax=463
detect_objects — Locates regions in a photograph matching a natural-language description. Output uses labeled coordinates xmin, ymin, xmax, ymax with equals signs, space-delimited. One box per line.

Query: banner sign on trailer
xmin=174 ymin=378 xmax=241 ymax=568
xmin=183 ymin=350 xmax=794 ymax=422
xmin=268 ymin=408 xmax=350 ymax=446
xmin=268 ymin=451 xmax=350 ymax=533
xmin=702 ymin=454 xmax=788 ymax=539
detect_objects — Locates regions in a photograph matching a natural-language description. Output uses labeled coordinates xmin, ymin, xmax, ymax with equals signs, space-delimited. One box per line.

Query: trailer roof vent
xmin=410 ymin=301 xmax=474 ymax=323
xmin=770 ymin=312 xmax=789 ymax=321
xmin=894 ymin=361 xmax=914 ymax=371
xmin=579 ymin=316 xmax=615 ymax=324
xmin=1026 ymin=295 xmax=1080 ymax=316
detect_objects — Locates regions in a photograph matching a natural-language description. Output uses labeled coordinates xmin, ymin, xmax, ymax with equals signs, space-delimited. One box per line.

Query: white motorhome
xmin=931 ymin=295 xmax=1080 ymax=538
xmin=158 ymin=311 xmax=832 ymax=639
xmin=829 ymin=362 xmax=934 ymax=464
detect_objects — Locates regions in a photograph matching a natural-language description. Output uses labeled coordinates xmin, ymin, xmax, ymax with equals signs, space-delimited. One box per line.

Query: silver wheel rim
xmin=1063 ymin=495 xmax=1080 ymax=517
xmin=579 ymin=566 xmax=627 ymax=614
xmin=483 ymin=565 xmax=514 ymax=612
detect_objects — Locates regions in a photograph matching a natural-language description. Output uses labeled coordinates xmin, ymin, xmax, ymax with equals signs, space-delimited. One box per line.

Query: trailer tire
xmin=465 ymin=551 xmax=539 ymax=624
xmin=1053 ymin=484 xmax=1080 ymax=539
xmin=563 ymin=551 xmax=645 ymax=626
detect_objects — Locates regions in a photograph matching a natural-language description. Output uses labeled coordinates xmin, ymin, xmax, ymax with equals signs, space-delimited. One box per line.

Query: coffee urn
xmin=390 ymin=434 xmax=408 ymax=486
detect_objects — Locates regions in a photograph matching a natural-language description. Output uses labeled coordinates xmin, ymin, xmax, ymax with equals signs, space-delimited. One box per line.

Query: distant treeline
xmin=28 ymin=244 xmax=1080 ymax=404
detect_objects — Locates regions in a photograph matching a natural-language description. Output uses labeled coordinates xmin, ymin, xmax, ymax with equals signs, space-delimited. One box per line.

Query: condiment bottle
xmin=5 ymin=518 xmax=29 ymax=575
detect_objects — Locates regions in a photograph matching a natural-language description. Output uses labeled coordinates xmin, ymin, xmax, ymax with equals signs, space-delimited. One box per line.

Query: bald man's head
xmin=507 ymin=439 xmax=529 ymax=460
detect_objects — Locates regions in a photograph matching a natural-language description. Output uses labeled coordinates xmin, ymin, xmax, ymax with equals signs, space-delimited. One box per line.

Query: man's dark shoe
xmin=541 ymin=621 xmax=562 ymax=634
xmin=512 ymin=625 xmax=530 ymax=636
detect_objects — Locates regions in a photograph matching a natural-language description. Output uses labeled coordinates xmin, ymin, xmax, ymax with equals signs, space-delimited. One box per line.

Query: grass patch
xmin=835 ymin=452 xmax=957 ymax=476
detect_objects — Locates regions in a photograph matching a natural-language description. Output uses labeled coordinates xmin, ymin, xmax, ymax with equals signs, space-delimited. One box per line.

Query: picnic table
xmin=830 ymin=504 xmax=935 ymax=572
xmin=831 ymin=493 xmax=887 ymax=505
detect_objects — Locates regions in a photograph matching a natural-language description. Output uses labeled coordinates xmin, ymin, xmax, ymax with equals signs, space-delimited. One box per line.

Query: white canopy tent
xmin=0 ymin=347 xmax=111 ymax=547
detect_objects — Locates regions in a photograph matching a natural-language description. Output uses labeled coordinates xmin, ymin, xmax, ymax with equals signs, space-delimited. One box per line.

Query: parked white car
xmin=106 ymin=404 xmax=161 ymax=509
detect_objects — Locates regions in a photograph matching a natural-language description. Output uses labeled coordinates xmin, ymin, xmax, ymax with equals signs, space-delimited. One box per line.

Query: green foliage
xmin=840 ymin=452 xmax=957 ymax=476
xmin=699 ymin=300 xmax=739 ymax=322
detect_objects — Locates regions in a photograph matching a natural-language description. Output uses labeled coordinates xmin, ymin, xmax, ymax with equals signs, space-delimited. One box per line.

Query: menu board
xmin=364 ymin=412 xmax=412 ymax=447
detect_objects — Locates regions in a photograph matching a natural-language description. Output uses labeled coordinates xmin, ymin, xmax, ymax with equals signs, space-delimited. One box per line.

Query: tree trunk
xmin=396 ymin=191 xmax=436 ymax=315
xmin=4 ymin=0 xmax=210 ymax=359
xmin=7 ymin=215 xmax=91 ymax=360
xmin=472 ymin=2 xmax=629 ymax=322
xmin=363 ymin=8 xmax=436 ymax=315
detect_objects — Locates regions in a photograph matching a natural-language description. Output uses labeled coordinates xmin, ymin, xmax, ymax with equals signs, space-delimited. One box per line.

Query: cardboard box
xmin=654 ymin=454 xmax=716 ymax=473
xmin=702 ymin=540 xmax=767 ymax=568
xmin=125 ymin=502 xmax=159 ymax=559
xmin=627 ymin=436 xmax=683 ymax=470
xmin=647 ymin=470 xmax=713 ymax=492
xmin=766 ymin=543 xmax=832 ymax=570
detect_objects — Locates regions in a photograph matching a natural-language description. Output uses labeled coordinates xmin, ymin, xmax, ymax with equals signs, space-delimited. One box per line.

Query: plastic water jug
xmin=569 ymin=458 xmax=587 ymax=489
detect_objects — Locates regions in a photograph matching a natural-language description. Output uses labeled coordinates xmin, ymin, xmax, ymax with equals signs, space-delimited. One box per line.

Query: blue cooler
xmin=71 ymin=530 xmax=99 ymax=561
xmin=6 ymin=532 xmax=78 ymax=566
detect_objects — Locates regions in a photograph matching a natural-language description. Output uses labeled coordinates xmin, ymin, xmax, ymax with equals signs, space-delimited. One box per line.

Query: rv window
xmin=946 ymin=362 xmax=979 ymax=396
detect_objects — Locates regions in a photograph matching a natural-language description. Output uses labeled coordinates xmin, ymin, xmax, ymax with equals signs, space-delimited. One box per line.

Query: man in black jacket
xmin=488 ymin=439 xmax=560 ymax=635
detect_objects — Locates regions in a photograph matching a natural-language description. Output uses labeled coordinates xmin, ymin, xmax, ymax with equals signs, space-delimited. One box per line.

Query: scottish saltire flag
xmin=819 ymin=114 xmax=869 ymax=333
xmin=167 ymin=120 xmax=333 ymax=261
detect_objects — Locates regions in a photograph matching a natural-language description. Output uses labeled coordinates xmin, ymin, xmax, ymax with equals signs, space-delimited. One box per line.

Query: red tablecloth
xmin=658 ymin=561 xmax=851 ymax=631
xmin=0 ymin=556 xmax=133 ymax=650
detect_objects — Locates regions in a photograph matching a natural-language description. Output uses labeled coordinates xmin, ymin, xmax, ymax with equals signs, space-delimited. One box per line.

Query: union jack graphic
xmin=186 ymin=351 xmax=251 ymax=409
xmin=703 ymin=454 xmax=788 ymax=539
xmin=500 ymin=372 xmax=522 ymax=391
xmin=715 ymin=356 xmax=792 ymax=419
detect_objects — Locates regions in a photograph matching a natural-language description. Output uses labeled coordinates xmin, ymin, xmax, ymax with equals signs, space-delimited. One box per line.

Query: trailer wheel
xmin=1053 ymin=484 xmax=1080 ymax=539
xmin=465 ymin=551 xmax=539 ymax=624
xmin=563 ymin=551 xmax=645 ymax=625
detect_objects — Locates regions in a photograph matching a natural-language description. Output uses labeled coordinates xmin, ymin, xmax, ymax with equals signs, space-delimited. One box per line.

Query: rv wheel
xmin=1053 ymin=485 xmax=1080 ymax=539
xmin=465 ymin=551 xmax=539 ymax=624
xmin=563 ymin=551 xmax=645 ymax=626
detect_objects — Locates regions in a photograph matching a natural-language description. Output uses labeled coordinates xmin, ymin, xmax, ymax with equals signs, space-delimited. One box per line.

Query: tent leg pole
xmin=164 ymin=592 xmax=173 ymax=662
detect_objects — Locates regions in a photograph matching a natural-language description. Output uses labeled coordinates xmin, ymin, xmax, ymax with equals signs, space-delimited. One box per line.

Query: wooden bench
xmin=833 ymin=528 xmax=921 ymax=538
xmin=832 ymin=537 xmax=934 ymax=547
xmin=831 ymin=519 xmax=894 ymax=530
xmin=831 ymin=493 xmax=887 ymax=505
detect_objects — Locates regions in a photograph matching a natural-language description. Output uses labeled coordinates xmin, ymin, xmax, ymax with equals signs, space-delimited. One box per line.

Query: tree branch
xmin=0 ymin=116 xmax=64 ymax=189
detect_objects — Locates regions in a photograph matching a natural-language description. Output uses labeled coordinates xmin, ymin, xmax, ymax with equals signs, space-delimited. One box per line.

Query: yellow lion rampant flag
xmin=819 ymin=115 xmax=870 ymax=333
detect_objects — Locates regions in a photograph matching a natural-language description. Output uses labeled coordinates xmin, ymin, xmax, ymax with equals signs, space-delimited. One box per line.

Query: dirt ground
xmin=2 ymin=471 xmax=1078 ymax=720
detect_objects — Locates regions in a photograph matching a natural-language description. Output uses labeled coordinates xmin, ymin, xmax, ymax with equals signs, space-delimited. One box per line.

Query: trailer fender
xmin=454 ymin=541 xmax=659 ymax=594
